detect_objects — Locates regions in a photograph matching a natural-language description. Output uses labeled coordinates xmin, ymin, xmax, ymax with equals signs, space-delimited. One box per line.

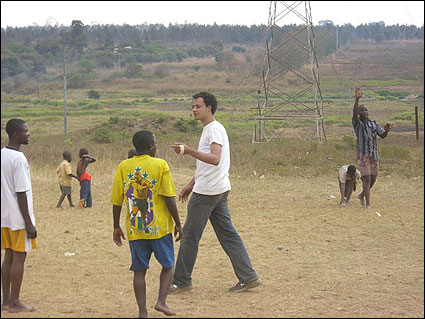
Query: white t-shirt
xmin=338 ymin=165 xmax=361 ymax=183
xmin=193 ymin=120 xmax=231 ymax=195
xmin=1 ymin=147 xmax=35 ymax=230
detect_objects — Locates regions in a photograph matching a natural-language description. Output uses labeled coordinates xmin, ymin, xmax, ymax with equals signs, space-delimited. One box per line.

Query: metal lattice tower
xmin=253 ymin=1 xmax=327 ymax=143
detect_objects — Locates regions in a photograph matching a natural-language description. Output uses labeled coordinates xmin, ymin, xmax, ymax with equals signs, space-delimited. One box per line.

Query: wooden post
xmin=415 ymin=106 xmax=419 ymax=140
xmin=36 ymin=75 xmax=40 ymax=100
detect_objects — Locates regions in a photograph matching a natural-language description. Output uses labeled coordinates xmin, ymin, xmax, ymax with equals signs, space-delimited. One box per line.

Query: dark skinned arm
xmin=352 ymin=87 xmax=362 ymax=124
xmin=163 ymin=196 xmax=183 ymax=241
xmin=17 ymin=192 xmax=37 ymax=239
xmin=69 ymin=173 xmax=79 ymax=180
xmin=112 ymin=205 xmax=125 ymax=246
xmin=83 ymin=155 xmax=96 ymax=163
xmin=380 ymin=123 xmax=392 ymax=138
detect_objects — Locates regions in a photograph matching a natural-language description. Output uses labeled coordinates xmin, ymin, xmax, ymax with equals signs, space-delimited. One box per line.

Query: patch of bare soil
xmin=1 ymin=171 xmax=423 ymax=318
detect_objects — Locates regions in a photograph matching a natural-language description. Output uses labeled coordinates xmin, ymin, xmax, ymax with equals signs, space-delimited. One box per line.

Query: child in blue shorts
xmin=111 ymin=130 xmax=183 ymax=318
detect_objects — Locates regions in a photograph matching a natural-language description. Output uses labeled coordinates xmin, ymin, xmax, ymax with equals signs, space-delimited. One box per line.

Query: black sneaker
xmin=228 ymin=278 xmax=262 ymax=292
xmin=169 ymin=284 xmax=193 ymax=294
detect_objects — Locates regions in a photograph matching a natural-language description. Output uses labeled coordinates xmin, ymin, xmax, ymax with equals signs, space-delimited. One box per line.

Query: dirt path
xmin=1 ymin=173 xmax=424 ymax=318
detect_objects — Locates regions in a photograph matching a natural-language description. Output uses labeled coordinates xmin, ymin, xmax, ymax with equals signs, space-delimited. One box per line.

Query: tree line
xmin=1 ymin=21 xmax=423 ymax=80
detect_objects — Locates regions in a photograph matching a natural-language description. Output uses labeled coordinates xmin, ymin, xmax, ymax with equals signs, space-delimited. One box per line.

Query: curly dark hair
xmin=192 ymin=92 xmax=218 ymax=114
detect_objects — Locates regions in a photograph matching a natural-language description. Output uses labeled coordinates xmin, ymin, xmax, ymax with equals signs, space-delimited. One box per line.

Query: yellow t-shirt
xmin=110 ymin=155 xmax=176 ymax=240
xmin=56 ymin=160 xmax=73 ymax=187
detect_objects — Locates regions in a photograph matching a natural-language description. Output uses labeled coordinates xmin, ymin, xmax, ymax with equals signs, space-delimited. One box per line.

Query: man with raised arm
xmin=352 ymin=88 xmax=391 ymax=209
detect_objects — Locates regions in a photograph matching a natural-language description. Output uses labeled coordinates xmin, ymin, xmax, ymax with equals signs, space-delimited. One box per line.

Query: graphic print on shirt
xmin=123 ymin=167 xmax=158 ymax=235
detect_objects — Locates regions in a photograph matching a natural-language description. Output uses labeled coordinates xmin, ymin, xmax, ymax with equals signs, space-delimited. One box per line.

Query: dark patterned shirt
xmin=353 ymin=118 xmax=386 ymax=162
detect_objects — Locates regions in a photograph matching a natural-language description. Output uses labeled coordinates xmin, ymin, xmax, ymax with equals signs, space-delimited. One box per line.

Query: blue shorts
xmin=129 ymin=233 xmax=174 ymax=271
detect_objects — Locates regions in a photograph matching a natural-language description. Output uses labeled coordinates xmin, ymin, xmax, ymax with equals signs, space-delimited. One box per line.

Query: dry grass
xmin=0 ymin=164 xmax=423 ymax=318
xmin=1 ymin=39 xmax=424 ymax=318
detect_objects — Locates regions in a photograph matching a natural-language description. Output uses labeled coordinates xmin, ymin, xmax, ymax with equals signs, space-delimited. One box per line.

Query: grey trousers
xmin=173 ymin=191 xmax=258 ymax=287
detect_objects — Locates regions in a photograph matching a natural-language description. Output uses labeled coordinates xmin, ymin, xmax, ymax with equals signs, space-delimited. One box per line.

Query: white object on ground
xmin=330 ymin=195 xmax=336 ymax=199
xmin=376 ymin=212 xmax=381 ymax=217
xmin=64 ymin=252 xmax=75 ymax=256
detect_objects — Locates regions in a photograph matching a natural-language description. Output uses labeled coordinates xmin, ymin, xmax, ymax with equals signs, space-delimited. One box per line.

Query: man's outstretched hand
xmin=355 ymin=87 xmax=362 ymax=99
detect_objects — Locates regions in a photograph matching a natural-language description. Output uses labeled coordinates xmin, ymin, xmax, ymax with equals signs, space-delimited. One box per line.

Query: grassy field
xmin=1 ymin=40 xmax=424 ymax=318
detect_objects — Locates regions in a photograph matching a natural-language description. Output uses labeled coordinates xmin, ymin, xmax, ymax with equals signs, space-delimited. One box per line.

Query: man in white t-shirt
xmin=338 ymin=164 xmax=361 ymax=207
xmin=169 ymin=92 xmax=261 ymax=293
xmin=1 ymin=119 xmax=37 ymax=313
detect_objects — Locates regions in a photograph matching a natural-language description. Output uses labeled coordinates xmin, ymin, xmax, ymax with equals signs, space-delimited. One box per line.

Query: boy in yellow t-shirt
xmin=56 ymin=151 xmax=79 ymax=208
xmin=111 ymin=130 xmax=182 ymax=318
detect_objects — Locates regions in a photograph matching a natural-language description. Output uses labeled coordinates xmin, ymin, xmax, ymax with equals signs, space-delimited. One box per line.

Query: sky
xmin=1 ymin=1 xmax=424 ymax=28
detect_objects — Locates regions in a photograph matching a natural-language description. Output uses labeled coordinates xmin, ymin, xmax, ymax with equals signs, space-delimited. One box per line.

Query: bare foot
xmin=154 ymin=302 xmax=176 ymax=316
xmin=365 ymin=205 xmax=371 ymax=210
xmin=138 ymin=310 xmax=148 ymax=318
xmin=8 ymin=301 xmax=36 ymax=313
xmin=358 ymin=194 xmax=365 ymax=206
xmin=340 ymin=202 xmax=347 ymax=207
xmin=1 ymin=303 xmax=9 ymax=310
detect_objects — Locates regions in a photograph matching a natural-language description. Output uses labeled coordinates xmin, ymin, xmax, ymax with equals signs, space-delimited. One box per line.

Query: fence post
xmin=415 ymin=106 xmax=419 ymax=140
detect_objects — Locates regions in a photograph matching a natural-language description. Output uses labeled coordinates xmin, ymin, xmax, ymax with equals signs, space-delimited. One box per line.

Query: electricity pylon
xmin=253 ymin=1 xmax=327 ymax=143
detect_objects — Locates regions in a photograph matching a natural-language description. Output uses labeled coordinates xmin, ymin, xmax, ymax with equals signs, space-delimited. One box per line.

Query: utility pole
xmin=63 ymin=48 xmax=68 ymax=139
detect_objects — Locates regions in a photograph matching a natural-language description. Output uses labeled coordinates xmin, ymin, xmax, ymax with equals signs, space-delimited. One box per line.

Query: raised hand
xmin=355 ymin=87 xmax=362 ymax=99
xmin=384 ymin=123 xmax=391 ymax=132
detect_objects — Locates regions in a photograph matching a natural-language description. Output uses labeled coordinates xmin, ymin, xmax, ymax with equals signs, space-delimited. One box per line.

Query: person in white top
xmin=338 ymin=164 xmax=361 ymax=207
xmin=1 ymin=119 xmax=37 ymax=313
xmin=169 ymin=92 xmax=260 ymax=293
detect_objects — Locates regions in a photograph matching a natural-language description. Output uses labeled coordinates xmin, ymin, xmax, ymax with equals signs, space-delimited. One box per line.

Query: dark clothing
xmin=173 ymin=191 xmax=258 ymax=287
xmin=59 ymin=185 xmax=71 ymax=196
xmin=353 ymin=118 xmax=386 ymax=162
xmin=80 ymin=180 xmax=92 ymax=208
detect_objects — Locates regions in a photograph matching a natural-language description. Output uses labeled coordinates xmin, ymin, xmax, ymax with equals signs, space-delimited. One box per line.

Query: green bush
xmin=88 ymin=89 xmax=100 ymax=99
xmin=67 ymin=73 xmax=87 ymax=89
xmin=108 ymin=116 xmax=119 ymax=124
xmin=124 ymin=63 xmax=144 ymax=78
xmin=154 ymin=64 xmax=169 ymax=79
xmin=91 ymin=126 xmax=113 ymax=144
xmin=173 ymin=118 xmax=201 ymax=133
xmin=153 ymin=115 xmax=169 ymax=128
xmin=232 ymin=46 xmax=246 ymax=53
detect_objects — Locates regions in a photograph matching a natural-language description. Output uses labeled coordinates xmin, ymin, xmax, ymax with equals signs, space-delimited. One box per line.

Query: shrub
xmin=88 ymin=89 xmax=100 ymax=99
xmin=124 ymin=63 xmax=143 ymax=78
xmin=108 ymin=116 xmax=119 ymax=124
xmin=153 ymin=115 xmax=169 ymax=128
xmin=232 ymin=46 xmax=246 ymax=53
xmin=67 ymin=73 xmax=88 ymax=89
xmin=91 ymin=126 xmax=113 ymax=144
xmin=154 ymin=64 xmax=169 ymax=79
xmin=173 ymin=118 xmax=201 ymax=133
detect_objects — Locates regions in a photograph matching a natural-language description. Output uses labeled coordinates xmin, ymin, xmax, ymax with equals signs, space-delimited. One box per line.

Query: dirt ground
xmin=1 ymin=169 xmax=424 ymax=318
